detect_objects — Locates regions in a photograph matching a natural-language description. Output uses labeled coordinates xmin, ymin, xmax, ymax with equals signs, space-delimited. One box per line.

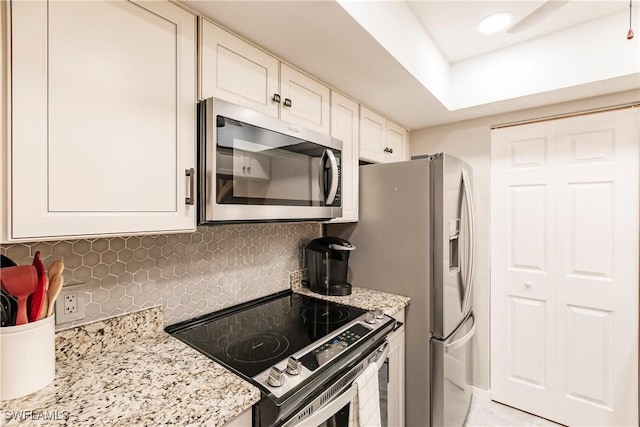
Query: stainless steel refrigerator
xmin=327 ymin=153 xmax=476 ymax=427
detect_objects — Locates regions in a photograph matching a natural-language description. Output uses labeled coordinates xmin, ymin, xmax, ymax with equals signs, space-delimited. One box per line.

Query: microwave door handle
xmin=324 ymin=149 xmax=339 ymax=205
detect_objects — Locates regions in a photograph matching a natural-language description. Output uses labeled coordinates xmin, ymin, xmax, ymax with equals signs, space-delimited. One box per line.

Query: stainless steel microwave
xmin=197 ymin=98 xmax=343 ymax=224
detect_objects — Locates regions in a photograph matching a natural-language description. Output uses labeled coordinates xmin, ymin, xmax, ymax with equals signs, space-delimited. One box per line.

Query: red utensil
xmin=28 ymin=251 xmax=48 ymax=322
xmin=0 ymin=265 xmax=38 ymax=325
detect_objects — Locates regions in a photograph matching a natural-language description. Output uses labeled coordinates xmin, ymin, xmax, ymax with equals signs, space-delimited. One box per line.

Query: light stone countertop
xmin=0 ymin=307 xmax=260 ymax=426
xmin=1 ymin=283 xmax=409 ymax=426
xmin=290 ymin=271 xmax=411 ymax=317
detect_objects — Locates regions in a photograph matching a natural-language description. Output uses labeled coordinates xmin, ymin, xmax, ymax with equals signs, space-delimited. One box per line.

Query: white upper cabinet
xmin=279 ymin=64 xmax=331 ymax=135
xmin=359 ymin=106 xmax=408 ymax=164
xmin=7 ymin=0 xmax=196 ymax=241
xmin=386 ymin=121 xmax=408 ymax=163
xmin=330 ymin=92 xmax=359 ymax=223
xmin=360 ymin=107 xmax=387 ymax=163
xmin=200 ymin=21 xmax=330 ymax=135
xmin=200 ymin=19 xmax=279 ymax=117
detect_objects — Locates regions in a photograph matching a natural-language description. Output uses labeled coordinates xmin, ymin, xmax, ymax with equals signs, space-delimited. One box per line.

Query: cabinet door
xmin=387 ymin=329 xmax=406 ymax=427
xmin=386 ymin=121 xmax=408 ymax=163
xmin=244 ymin=152 xmax=271 ymax=180
xmin=359 ymin=106 xmax=386 ymax=163
xmin=10 ymin=0 xmax=196 ymax=240
xmin=200 ymin=19 xmax=279 ymax=117
xmin=330 ymin=92 xmax=359 ymax=223
xmin=491 ymin=110 xmax=639 ymax=426
xmin=223 ymin=409 xmax=251 ymax=427
xmin=279 ymin=64 xmax=330 ymax=135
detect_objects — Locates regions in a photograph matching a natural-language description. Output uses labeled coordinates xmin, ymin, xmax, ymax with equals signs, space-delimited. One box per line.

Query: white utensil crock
xmin=0 ymin=315 xmax=55 ymax=400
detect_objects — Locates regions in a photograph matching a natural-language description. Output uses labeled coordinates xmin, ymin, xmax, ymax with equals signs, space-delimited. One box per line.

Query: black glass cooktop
xmin=165 ymin=290 xmax=367 ymax=378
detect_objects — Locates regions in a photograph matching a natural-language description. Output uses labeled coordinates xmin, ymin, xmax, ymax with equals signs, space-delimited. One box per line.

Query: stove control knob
xmin=374 ymin=308 xmax=384 ymax=319
xmin=286 ymin=357 xmax=302 ymax=376
xmin=267 ymin=366 xmax=285 ymax=387
xmin=365 ymin=311 xmax=377 ymax=324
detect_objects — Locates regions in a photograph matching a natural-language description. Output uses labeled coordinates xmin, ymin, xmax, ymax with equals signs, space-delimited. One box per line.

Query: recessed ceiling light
xmin=478 ymin=12 xmax=514 ymax=34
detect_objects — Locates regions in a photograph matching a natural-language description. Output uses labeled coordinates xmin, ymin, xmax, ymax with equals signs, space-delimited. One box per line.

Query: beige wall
xmin=410 ymin=89 xmax=640 ymax=391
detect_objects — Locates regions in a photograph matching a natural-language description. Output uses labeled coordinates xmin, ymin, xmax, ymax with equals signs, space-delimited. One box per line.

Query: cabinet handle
xmin=272 ymin=94 xmax=281 ymax=103
xmin=247 ymin=166 xmax=252 ymax=173
xmin=284 ymin=98 xmax=292 ymax=107
xmin=185 ymin=168 xmax=195 ymax=205
xmin=389 ymin=148 xmax=394 ymax=154
xmin=383 ymin=147 xmax=390 ymax=153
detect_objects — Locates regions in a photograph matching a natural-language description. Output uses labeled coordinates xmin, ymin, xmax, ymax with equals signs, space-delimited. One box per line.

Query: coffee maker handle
xmin=328 ymin=243 xmax=355 ymax=251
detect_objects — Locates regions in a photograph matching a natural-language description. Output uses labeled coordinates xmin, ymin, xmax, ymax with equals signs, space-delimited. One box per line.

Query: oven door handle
xmin=291 ymin=384 xmax=357 ymax=427
xmin=289 ymin=341 xmax=389 ymax=427
xmin=374 ymin=341 xmax=390 ymax=370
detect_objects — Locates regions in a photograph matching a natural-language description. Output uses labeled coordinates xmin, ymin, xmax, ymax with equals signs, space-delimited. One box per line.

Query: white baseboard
xmin=471 ymin=386 xmax=491 ymax=404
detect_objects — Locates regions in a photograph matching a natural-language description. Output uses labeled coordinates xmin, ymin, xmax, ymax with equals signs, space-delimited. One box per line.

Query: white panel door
xmin=491 ymin=109 xmax=639 ymax=426
xmin=200 ymin=19 xmax=279 ymax=117
xmin=10 ymin=0 xmax=196 ymax=240
xmin=555 ymin=110 xmax=638 ymax=426
xmin=491 ymin=121 xmax=559 ymax=417
xmin=329 ymin=91 xmax=359 ymax=223
xmin=279 ymin=64 xmax=330 ymax=135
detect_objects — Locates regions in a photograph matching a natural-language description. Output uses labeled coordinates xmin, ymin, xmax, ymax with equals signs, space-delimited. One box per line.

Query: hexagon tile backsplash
xmin=0 ymin=223 xmax=321 ymax=330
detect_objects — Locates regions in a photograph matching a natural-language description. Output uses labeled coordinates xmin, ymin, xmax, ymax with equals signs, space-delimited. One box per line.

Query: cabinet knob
xmin=247 ymin=166 xmax=251 ymax=173
xmin=524 ymin=281 xmax=533 ymax=288
xmin=272 ymin=94 xmax=281 ymax=103
xmin=242 ymin=166 xmax=246 ymax=173
xmin=284 ymin=98 xmax=292 ymax=108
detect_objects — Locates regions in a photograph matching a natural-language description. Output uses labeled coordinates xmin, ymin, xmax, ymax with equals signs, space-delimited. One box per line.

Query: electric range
xmin=165 ymin=290 xmax=396 ymax=426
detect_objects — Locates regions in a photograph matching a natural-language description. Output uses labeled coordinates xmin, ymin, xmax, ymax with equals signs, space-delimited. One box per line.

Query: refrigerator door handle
xmin=445 ymin=314 xmax=476 ymax=354
xmin=461 ymin=168 xmax=476 ymax=315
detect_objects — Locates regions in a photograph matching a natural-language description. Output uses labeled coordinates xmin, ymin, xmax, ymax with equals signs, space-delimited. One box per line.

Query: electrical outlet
xmin=55 ymin=283 xmax=86 ymax=324
xmin=64 ymin=293 xmax=78 ymax=315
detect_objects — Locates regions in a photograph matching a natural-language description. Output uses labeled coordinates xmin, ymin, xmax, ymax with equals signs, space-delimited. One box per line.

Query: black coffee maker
xmin=304 ymin=237 xmax=355 ymax=296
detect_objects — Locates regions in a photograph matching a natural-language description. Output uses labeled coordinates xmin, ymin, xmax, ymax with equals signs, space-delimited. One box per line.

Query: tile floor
xmin=466 ymin=396 xmax=564 ymax=427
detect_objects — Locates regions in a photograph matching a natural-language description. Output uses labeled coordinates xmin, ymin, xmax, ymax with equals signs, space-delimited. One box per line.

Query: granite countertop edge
xmin=292 ymin=284 xmax=411 ymax=317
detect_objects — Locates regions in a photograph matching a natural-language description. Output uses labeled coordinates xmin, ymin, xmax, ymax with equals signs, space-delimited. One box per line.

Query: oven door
xmin=199 ymin=97 xmax=343 ymax=223
xmin=284 ymin=341 xmax=389 ymax=427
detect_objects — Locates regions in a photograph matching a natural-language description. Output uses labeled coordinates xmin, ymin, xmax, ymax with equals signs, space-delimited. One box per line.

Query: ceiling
xmin=408 ymin=1 xmax=630 ymax=62
xmin=182 ymin=0 xmax=640 ymax=130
